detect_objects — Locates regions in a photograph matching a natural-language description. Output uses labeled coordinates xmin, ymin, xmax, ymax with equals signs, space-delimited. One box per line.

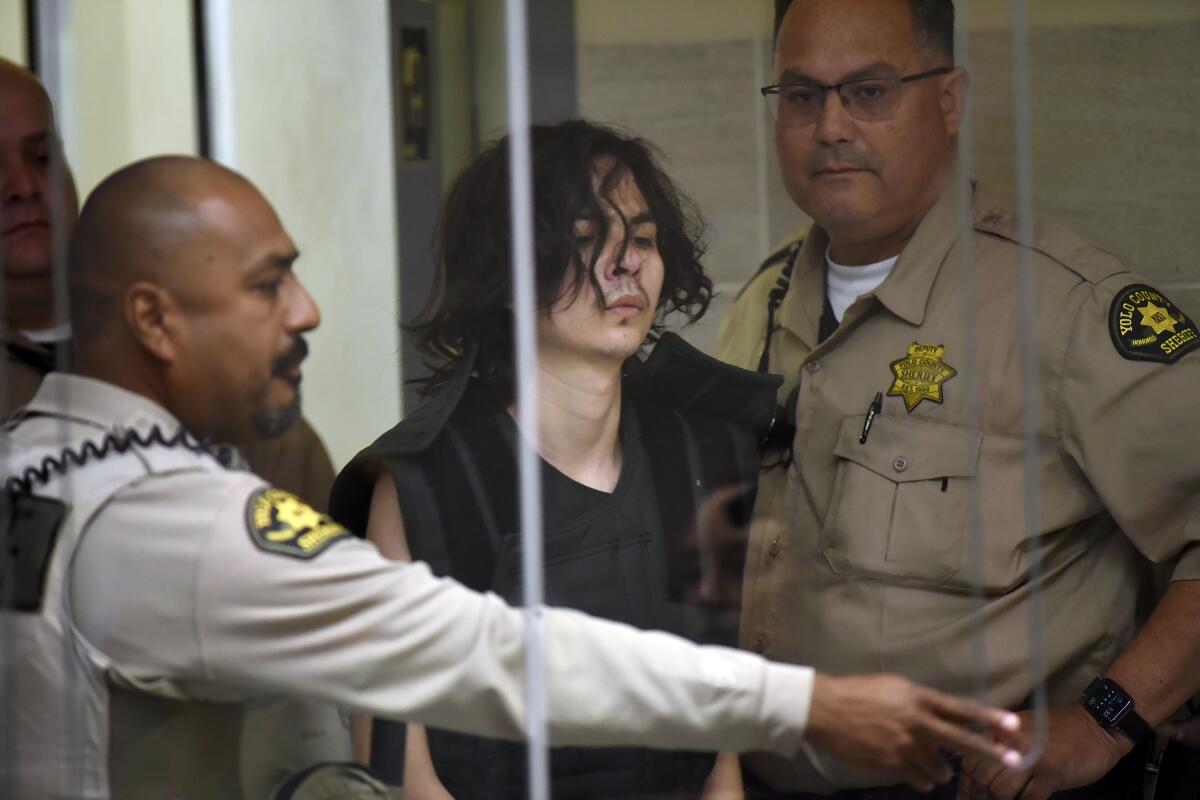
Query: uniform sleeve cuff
xmin=756 ymin=662 xmax=814 ymax=757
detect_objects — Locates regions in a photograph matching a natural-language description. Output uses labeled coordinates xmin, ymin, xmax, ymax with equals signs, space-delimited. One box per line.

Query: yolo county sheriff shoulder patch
xmin=246 ymin=487 xmax=351 ymax=559
xmin=1109 ymin=284 xmax=1199 ymax=364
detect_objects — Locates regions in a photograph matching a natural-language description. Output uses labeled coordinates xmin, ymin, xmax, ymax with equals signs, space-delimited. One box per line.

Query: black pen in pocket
xmin=859 ymin=392 xmax=883 ymax=444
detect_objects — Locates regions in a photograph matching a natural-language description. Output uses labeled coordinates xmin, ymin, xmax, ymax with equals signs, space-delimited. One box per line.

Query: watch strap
xmin=1114 ymin=704 xmax=1154 ymax=743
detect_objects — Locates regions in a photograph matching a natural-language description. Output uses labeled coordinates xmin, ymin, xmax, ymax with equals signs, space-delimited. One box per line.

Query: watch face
xmin=1086 ymin=682 xmax=1132 ymax=725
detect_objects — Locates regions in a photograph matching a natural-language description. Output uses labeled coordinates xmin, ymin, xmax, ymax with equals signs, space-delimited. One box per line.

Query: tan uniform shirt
xmin=1 ymin=374 xmax=816 ymax=799
xmin=718 ymin=179 xmax=1200 ymax=790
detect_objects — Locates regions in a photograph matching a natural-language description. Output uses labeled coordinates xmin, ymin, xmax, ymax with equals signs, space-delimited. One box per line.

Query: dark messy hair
xmin=773 ymin=0 xmax=955 ymax=61
xmin=410 ymin=119 xmax=712 ymax=401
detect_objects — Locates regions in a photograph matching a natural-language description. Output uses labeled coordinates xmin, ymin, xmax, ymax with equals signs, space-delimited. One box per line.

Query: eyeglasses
xmin=760 ymin=66 xmax=953 ymax=127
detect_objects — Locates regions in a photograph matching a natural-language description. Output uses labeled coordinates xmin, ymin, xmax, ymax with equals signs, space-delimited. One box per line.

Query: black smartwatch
xmin=1081 ymin=676 xmax=1154 ymax=743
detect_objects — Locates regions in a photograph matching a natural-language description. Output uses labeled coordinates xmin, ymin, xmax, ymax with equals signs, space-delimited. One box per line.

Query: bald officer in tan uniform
xmin=715 ymin=1 xmax=1200 ymax=798
xmin=0 ymin=155 xmax=1024 ymax=799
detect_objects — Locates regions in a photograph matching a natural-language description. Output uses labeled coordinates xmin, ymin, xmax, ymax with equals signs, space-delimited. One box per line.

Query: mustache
xmin=810 ymin=146 xmax=874 ymax=174
xmin=271 ymin=337 xmax=309 ymax=377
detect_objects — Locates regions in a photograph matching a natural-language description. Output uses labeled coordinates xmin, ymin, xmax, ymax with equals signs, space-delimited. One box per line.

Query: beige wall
xmin=0 ymin=0 xmax=26 ymax=65
xmin=57 ymin=0 xmax=196 ymax=197
xmin=225 ymin=0 xmax=402 ymax=469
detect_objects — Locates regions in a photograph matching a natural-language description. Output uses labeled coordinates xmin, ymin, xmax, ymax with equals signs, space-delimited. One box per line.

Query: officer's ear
xmin=124 ymin=281 xmax=181 ymax=364
xmin=939 ymin=67 xmax=970 ymax=139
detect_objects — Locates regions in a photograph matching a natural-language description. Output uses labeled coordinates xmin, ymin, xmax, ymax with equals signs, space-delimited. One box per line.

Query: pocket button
xmin=753 ymin=634 xmax=769 ymax=653
xmin=892 ymin=456 xmax=908 ymax=473
xmin=768 ymin=539 xmax=782 ymax=558
xmin=806 ymin=360 xmax=821 ymax=373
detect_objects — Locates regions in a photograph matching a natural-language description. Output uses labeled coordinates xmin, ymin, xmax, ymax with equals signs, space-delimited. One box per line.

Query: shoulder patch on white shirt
xmin=245 ymin=488 xmax=351 ymax=559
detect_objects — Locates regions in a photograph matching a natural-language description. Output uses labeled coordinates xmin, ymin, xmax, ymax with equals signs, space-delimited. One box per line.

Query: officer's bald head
xmin=69 ymin=156 xmax=261 ymax=341
xmin=69 ymin=156 xmax=320 ymax=444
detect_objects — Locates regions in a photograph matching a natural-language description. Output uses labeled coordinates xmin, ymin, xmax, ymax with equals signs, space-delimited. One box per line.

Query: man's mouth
xmin=605 ymin=293 xmax=647 ymax=317
xmin=271 ymin=338 xmax=309 ymax=386
xmin=814 ymin=165 xmax=868 ymax=177
xmin=2 ymin=220 xmax=50 ymax=237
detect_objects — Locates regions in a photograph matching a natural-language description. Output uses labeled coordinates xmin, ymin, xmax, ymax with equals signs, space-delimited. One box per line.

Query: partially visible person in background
xmin=0 ymin=57 xmax=77 ymax=409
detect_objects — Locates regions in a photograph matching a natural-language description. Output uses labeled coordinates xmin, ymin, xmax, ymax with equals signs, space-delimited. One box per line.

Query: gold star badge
xmin=1138 ymin=301 xmax=1178 ymax=335
xmin=888 ymin=342 xmax=958 ymax=413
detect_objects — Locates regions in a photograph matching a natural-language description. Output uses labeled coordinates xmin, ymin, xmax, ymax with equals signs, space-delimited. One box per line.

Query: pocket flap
xmin=832 ymin=413 xmax=981 ymax=482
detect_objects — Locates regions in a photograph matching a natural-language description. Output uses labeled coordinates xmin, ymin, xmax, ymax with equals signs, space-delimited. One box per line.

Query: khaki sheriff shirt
xmin=16 ymin=374 xmax=815 ymax=797
xmin=718 ymin=179 xmax=1200 ymax=789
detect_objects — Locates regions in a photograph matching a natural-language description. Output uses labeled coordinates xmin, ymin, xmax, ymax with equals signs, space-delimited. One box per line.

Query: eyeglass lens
xmin=767 ymin=78 xmax=901 ymax=126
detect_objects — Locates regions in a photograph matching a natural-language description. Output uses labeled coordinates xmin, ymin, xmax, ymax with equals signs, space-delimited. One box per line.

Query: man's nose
xmin=609 ymin=238 xmax=642 ymax=279
xmin=814 ymin=88 xmax=856 ymax=145
xmin=1 ymin=157 xmax=41 ymax=205
xmin=286 ymin=277 xmax=321 ymax=334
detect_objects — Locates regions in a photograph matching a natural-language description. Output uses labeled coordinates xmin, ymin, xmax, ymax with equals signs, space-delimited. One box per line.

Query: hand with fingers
xmin=805 ymin=673 xmax=1024 ymax=794
xmin=956 ymin=704 xmax=1129 ymax=800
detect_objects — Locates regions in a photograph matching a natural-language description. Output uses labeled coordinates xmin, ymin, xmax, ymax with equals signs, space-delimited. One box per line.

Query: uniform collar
xmin=777 ymin=171 xmax=972 ymax=340
xmin=777 ymin=232 xmax=828 ymax=351
xmin=24 ymin=373 xmax=186 ymax=436
xmin=873 ymin=173 xmax=970 ymax=327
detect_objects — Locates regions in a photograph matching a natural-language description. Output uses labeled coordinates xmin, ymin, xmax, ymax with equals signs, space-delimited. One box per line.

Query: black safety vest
xmin=330 ymin=333 xmax=781 ymax=799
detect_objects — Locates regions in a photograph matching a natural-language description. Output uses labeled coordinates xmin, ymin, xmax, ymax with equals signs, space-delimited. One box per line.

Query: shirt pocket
xmin=821 ymin=414 xmax=982 ymax=586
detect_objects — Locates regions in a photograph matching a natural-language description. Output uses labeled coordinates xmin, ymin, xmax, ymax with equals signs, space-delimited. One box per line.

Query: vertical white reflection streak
xmin=35 ymin=1 xmax=82 ymax=795
xmin=201 ymin=0 xmax=236 ymax=167
xmin=953 ymin=0 xmax=990 ymax=709
xmin=1010 ymin=0 xmax=1049 ymax=767
xmin=503 ymin=2 xmax=549 ymax=799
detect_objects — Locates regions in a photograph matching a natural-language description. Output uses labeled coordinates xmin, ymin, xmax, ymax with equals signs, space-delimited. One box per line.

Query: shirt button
xmin=893 ymin=457 xmax=908 ymax=473
xmin=806 ymin=360 xmax=821 ymax=373
xmin=753 ymin=635 xmax=768 ymax=654
xmin=768 ymin=539 xmax=782 ymax=558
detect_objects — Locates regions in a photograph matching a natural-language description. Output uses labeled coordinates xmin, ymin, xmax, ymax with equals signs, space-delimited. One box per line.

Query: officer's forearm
xmin=1103 ymin=579 xmax=1200 ymax=727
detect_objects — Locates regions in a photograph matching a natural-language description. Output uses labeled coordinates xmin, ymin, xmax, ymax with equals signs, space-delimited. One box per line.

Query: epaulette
xmin=364 ymin=347 xmax=476 ymax=458
xmin=734 ymin=227 xmax=809 ymax=301
xmin=626 ymin=332 xmax=782 ymax=442
xmin=973 ymin=204 xmax=1128 ymax=287
xmin=328 ymin=350 xmax=476 ymax=533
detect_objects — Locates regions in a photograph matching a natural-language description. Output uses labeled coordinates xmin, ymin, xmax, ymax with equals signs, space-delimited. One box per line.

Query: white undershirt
xmin=825 ymin=248 xmax=897 ymax=322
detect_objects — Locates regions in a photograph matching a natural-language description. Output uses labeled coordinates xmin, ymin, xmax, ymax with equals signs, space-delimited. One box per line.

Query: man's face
xmin=0 ymin=69 xmax=77 ymax=295
xmin=773 ymin=0 xmax=963 ymax=260
xmin=537 ymin=166 xmax=664 ymax=368
xmin=168 ymin=184 xmax=320 ymax=445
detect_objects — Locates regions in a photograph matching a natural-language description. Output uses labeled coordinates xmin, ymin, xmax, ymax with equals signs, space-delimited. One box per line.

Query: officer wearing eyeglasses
xmin=716 ymin=1 xmax=1200 ymax=799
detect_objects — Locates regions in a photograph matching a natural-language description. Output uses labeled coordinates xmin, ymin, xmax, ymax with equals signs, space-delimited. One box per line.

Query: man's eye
xmin=783 ymin=87 xmax=818 ymax=106
xmin=256 ymin=279 xmax=283 ymax=296
xmin=851 ymin=82 xmax=890 ymax=102
xmin=632 ymin=235 xmax=656 ymax=249
xmin=574 ymin=234 xmax=596 ymax=247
